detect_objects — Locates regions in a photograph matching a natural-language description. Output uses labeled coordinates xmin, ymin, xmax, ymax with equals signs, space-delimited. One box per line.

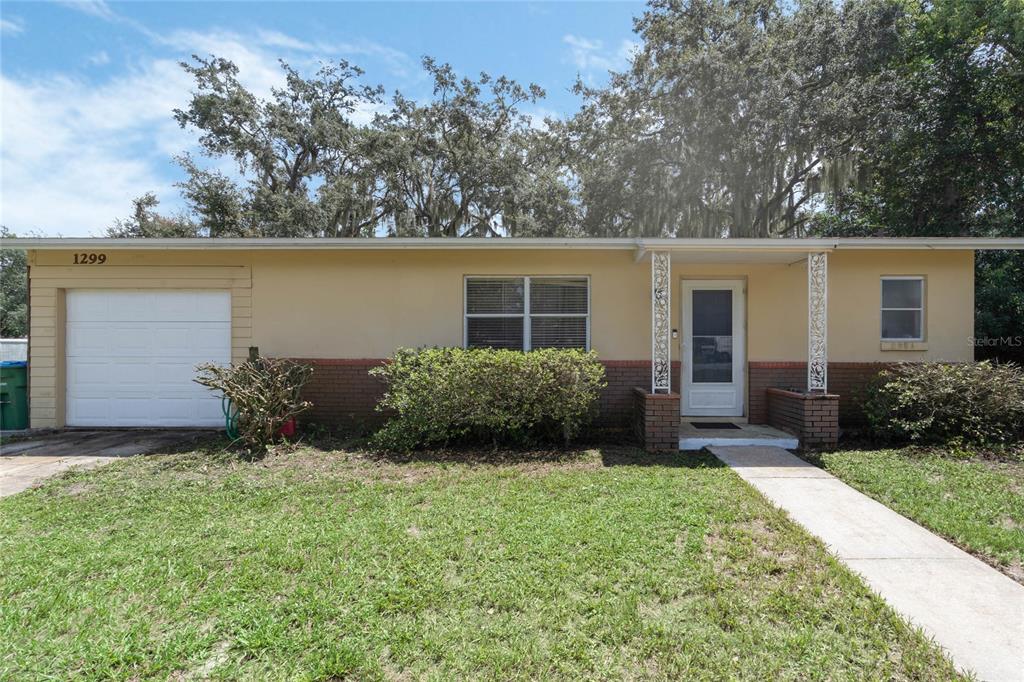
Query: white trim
xmin=651 ymin=252 xmax=672 ymax=393
xmin=681 ymin=279 xmax=746 ymax=417
xmin=463 ymin=275 xmax=591 ymax=351
xmin=880 ymin=276 xmax=926 ymax=342
xmin=807 ymin=252 xmax=828 ymax=392
xmin=8 ymin=236 xmax=1024 ymax=251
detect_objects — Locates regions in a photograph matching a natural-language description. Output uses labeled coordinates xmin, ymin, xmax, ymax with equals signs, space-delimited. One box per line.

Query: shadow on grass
xmin=363 ymin=445 xmax=594 ymax=466
xmin=360 ymin=443 xmax=725 ymax=470
xmin=157 ymin=425 xmax=728 ymax=471
xmin=600 ymin=446 xmax=725 ymax=469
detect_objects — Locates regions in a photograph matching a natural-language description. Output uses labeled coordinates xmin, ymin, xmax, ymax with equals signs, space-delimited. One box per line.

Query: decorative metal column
xmin=651 ymin=251 xmax=672 ymax=394
xmin=807 ymin=252 xmax=828 ymax=392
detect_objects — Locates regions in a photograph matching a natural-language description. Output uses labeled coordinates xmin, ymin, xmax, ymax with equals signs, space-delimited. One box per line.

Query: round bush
xmin=369 ymin=347 xmax=607 ymax=451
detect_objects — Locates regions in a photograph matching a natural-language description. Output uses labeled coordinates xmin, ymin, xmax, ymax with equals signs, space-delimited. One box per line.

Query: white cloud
xmin=54 ymin=0 xmax=118 ymax=21
xmin=0 ymin=32 xmax=283 ymax=235
xmin=618 ymin=40 xmax=641 ymax=64
xmin=160 ymin=29 xmax=293 ymax=99
xmin=87 ymin=50 xmax=111 ymax=66
xmin=0 ymin=26 xmax=407 ymax=235
xmin=1 ymin=17 xmax=25 ymax=35
xmin=253 ymin=29 xmax=414 ymax=78
xmin=523 ymin=106 xmax=561 ymax=132
xmin=0 ymin=62 xmax=194 ymax=235
xmin=563 ymin=34 xmax=638 ymax=74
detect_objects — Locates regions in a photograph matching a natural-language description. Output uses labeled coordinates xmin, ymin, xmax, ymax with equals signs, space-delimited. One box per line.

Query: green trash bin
xmin=0 ymin=361 xmax=29 ymax=431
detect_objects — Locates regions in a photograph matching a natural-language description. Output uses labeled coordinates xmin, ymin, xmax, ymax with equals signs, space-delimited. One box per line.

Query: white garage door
xmin=66 ymin=290 xmax=231 ymax=427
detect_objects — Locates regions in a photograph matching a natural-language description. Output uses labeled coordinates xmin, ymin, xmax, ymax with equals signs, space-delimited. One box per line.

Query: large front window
xmin=465 ymin=276 xmax=589 ymax=350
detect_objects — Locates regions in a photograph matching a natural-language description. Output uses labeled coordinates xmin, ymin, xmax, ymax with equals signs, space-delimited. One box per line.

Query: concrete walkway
xmin=710 ymin=445 xmax=1024 ymax=682
xmin=0 ymin=430 xmax=206 ymax=497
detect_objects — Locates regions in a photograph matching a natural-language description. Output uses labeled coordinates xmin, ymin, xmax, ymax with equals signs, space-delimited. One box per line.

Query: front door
xmin=682 ymin=280 xmax=745 ymax=417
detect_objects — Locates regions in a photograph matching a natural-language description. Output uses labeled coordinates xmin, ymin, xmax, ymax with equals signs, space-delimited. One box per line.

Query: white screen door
xmin=682 ymin=280 xmax=745 ymax=417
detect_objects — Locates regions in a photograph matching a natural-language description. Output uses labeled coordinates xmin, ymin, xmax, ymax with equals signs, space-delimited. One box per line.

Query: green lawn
xmin=811 ymin=448 xmax=1024 ymax=583
xmin=0 ymin=442 xmax=961 ymax=680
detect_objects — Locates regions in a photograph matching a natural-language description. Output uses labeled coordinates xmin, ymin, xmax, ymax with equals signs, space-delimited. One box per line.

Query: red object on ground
xmin=277 ymin=418 xmax=296 ymax=439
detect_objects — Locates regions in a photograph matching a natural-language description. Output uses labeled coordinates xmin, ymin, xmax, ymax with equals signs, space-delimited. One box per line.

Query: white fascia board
xmin=638 ymin=237 xmax=1024 ymax=251
xmin=637 ymin=238 xmax=836 ymax=252
xmin=829 ymin=237 xmax=1024 ymax=250
xmin=4 ymin=237 xmax=640 ymax=251
xmin=4 ymin=236 xmax=1022 ymax=251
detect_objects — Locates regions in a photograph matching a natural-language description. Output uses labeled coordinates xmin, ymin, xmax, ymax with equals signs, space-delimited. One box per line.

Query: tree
xmin=372 ymin=58 xmax=576 ymax=237
xmin=0 ymin=227 xmax=28 ymax=338
xmin=975 ymin=250 xmax=1024 ymax=363
xmin=564 ymin=0 xmax=904 ymax=238
xmin=815 ymin=0 xmax=1024 ymax=237
xmin=122 ymin=55 xmax=574 ymax=238
xmin=106 ymin=193 xmax=199 ymax=238
xmin=171 ymin=56 xmax=385 ymax=237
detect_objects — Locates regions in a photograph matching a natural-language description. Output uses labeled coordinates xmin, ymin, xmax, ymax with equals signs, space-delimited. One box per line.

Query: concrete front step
xmin=679 ymin=422 xmax=798 ymax=450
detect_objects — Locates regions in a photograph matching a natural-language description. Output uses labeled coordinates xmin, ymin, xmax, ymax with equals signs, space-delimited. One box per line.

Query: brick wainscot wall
xmin=295 ymin=358 xmax=682 ymax=431
xmin=295 ymin=359 xmax=388 ymax=429
xmin=293 ymin=358 xmax=892 ymax=448
xmin=749 ymin=361 xmax=893 ymax=427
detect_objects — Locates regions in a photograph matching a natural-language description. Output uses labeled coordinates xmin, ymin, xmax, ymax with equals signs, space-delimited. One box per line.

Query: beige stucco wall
xmin=26 ymin=247 xmax=975 ymax=427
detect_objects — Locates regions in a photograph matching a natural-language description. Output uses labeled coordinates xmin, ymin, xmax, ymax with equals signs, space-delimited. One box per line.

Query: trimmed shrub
xmin=369 ymin=347 xmax=607 ymax=451
xmin=864 ymin=361 xmax=1024 ymax=446
xmin=195 ymin=357 xmax=313 ymax=452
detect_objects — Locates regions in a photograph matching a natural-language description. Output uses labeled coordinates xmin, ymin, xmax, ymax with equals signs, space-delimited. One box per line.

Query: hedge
xmin=864 ymin=361 xmax=1024 ymax=446
xmin=369 ymin=347 xmax=607 ymax=451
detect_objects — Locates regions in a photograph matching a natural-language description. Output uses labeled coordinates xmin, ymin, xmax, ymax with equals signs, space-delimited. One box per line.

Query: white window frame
xmin=880 ymin=276 xmax=926 ymax=342
xmin=463 ymin=275 xmax=591 ymax=351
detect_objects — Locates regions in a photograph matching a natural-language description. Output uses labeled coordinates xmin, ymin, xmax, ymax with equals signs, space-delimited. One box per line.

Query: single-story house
xmin=10 ymin=237 xmax=1024 ymax=449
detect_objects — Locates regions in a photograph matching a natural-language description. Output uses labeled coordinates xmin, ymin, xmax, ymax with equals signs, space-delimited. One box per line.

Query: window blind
xmin=465 ymin=276 xmax=589 ymax=351
xmin=529 ymin=278 xmax=588 ymax=349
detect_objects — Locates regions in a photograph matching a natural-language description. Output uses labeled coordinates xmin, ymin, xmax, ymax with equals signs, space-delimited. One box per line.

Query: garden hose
xmin=222 ymin=396 xmax=240 ymax=440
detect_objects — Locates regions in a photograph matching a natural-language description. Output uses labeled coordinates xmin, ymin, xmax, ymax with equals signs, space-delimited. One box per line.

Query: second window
xmin=465 ymin=276 xmax=589 ymax=350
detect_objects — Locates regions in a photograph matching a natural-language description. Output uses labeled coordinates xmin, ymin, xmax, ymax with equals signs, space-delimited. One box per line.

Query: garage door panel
xmin=186 ymin=326 xmax=233 ymax=356
xmin=151 ymin=324 xmax=231 ymax=358
xmin=152 ymin=361 xmax=207 ymax=388
xmin=159 ymin=293 xmax=230 ymax=321
xmin=68 ymin=398 xmax=112 ymax=423
xmin=67 ymin=291 xmax=232 ymax=323
xmin=68 ymin=359 xmax=157 ymax=388
xmin=66 ymin=294 xmax=110 ymax=322
xmin=66 ymin=325 xmax=115 ymax=354
xmin=66 ymin=290 xmax=231 ymax=427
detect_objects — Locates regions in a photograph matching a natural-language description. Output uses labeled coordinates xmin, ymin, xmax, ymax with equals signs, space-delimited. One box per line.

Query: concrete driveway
xmin=0 ymin=430 xmax=209 ymax=497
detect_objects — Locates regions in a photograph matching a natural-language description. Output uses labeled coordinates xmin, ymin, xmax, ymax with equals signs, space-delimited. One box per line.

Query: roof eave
xmin=4 ymin=236 xmax=1023 ymax=251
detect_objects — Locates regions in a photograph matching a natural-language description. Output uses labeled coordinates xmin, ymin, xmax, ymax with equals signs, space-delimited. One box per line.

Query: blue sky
xmin=1 ymin=1 xmax=643 ymax=236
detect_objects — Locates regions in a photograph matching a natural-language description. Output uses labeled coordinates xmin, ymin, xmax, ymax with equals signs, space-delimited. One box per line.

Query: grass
xmin=810 ymin=447 xmax=1024 ymax=583
xmin=0 ymin=440 xmax=963 ymax=680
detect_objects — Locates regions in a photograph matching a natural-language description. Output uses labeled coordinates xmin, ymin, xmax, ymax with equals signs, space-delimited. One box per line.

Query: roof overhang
xmin=4 ymin=236 xmax=1023 ymax=261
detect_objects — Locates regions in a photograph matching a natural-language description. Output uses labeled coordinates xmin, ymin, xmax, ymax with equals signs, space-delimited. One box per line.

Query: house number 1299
xmin=73 ymin=253 xmax=107 ymax=264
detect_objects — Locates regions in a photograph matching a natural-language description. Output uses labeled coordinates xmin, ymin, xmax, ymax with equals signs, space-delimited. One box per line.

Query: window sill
xmin=880 ymin=341 xmax=928 ymax=352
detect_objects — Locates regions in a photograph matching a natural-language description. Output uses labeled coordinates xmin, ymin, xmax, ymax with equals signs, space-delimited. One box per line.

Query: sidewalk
xmin=710 ymin=445 xmax=1024 ymax=682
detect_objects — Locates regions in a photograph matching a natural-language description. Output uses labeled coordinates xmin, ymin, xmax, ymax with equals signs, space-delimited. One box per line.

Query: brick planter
xmin=766 ymin=387 xmax=839 ymax=449
xmin=632 ymin=387 xmax=680 ymax=452
xmin=749 ymin=362 xmax=891 ymax=426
